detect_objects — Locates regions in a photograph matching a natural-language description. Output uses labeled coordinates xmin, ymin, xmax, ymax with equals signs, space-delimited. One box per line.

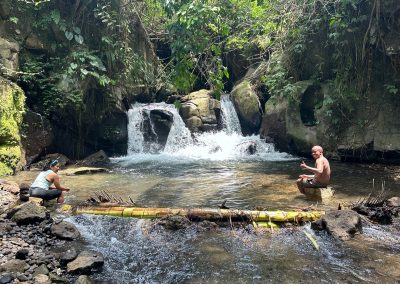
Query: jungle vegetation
xmin=7 ymin=0 xmax=400 ymax=118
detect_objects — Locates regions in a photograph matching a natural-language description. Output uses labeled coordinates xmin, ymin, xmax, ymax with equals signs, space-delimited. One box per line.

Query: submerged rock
xmin=311 ymin=210 xmax=362 ymax=241
xmin=158 ymin=215 xmax=192 ymax=230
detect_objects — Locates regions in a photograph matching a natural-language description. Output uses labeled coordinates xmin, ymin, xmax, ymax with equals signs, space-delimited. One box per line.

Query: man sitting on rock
xmin=297 ymin=145 xmax=331 ymax=194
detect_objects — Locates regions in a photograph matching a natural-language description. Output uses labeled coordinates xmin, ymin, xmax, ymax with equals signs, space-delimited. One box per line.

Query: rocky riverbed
xmin=0 ymin=180 xmax=103 ymax=284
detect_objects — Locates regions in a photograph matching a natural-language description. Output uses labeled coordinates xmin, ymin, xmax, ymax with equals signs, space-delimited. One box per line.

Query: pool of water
xmin=7 ymin=158 xmax=400 ymax=283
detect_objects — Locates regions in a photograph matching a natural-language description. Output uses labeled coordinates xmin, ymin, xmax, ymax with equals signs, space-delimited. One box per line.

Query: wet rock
xmin=158 ymin=215 xmax=192 ymax=230
xmin=50 ymin=221 xmax=80 ymax=240
xmin=62 ymin=167 xmax=108 ymax=176
xmin=235 ymin=141 xmax=257 ymax=155
xmin=75 ymin=150 xmax=110 ymax=167
xmin=74 ymin=275 xmax=92 ymax=284
xmin=7 ymin=202 xmax=47 ymax=225
xmin=197 ymin=220 xmax=219 ymax=231
xmin=0 ymin=259 xmax=27 ymax=273
xmin=386 ymin=197 xmax=400 ymax=207
xmin=67 ymin=250 xmax=104 ymax=274
xmin=311 ymin=210 xmax=362 ymax=241
xmin=56 ymin=247 xmax=78 ymax=264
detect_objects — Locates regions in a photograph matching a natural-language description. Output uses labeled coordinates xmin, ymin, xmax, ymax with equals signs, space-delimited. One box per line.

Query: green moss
xmin=0 ymin=145 xmax=21 ymax=176
xmin=0 ymin=78 xmax=26 ymax=176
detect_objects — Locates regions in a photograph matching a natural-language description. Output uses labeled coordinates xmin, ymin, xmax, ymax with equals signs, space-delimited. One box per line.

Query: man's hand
xmin=300 ymin=161 xmax=308 ymax=169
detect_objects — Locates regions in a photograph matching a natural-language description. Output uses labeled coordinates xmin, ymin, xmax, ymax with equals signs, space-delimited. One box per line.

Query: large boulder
xmin=20 ymin=110 xmax=54 ymax=166
xmin=76 ymin=150 xmax=110 ymax=167
xmin=180 ymin=89 xmax=221 ymax=132
xmin=7 ymin=202 xmax=48 ymax=225
xmin=0 ymin=77 xmax=25 ymax=176
xmin=231 ymin=80 xmax=262 ymax=135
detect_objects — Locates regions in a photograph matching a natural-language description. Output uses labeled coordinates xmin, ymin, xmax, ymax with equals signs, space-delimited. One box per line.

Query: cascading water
xmin=220 ymin=94 xmax=242 ymax=135
xmin=122 ymin=95 xmax=292 ymax=162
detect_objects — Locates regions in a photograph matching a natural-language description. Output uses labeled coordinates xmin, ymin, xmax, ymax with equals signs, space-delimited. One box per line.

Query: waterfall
xmin=127 ymin=103 xmax=192 ymax=155
xmin=221 ymin=95 xmax=242 ymax=135
xmin=124 ymin=97 xmax=290 ymax=161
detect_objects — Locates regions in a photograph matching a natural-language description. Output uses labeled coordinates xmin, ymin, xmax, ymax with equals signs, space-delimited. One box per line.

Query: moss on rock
xmin=0 ymin=77 xmax=25 ymax=176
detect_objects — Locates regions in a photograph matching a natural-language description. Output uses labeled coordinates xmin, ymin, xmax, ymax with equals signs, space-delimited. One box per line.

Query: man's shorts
xmin=303 ymin=178 xmax=328 ymax=188
xmin=29 ymin=187 xmax=62 ymax=200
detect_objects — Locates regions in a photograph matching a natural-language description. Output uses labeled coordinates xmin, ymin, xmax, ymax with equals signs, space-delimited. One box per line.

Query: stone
xmin=67 ymin=250 xmax=104 ymax=274
xmin=33 ymin=274 xmax=51 ymax=284
xmin=311 ymin=210 xmax=362 ymax=241
xmin=15 ymin=248 xmax=29 ymax=260
xmin=0 ymin=259 xmax=27 ymax=273
xmin=0 ymin=38 xmax=19 ymax=78
xmin=48 ymin=273 xmax=69 ymax=283
xmin=61 ymin=167 xmax=107 ymax=176
xmin=0 ymin=273 xmax=13 ymax=284
xmin=303 ymin=186 xmax=334 ymax=201
xmin=33 ymin=264 xmax=49 ymax=276
xmin=386 ymin=197 xmax=400 ymax=207
xmin=50 ymin=221 xmax=80 ymax=240
xmin=57 ymin=247 xmax=78 ymax=264
xmin=75 ymin=150 xmax=110 ymax=167
xmin=7 ymin=202 xmax=47 ymax=225
xmin=24 ymin=34 xmax=45 ymax=51
xmin=28 ymin=197 xmax=44 ymax=205
xmin=0 ymin=189 xmax=18 ymax=214
xmin=74 ymin=275 xmax=92 ymax=284
xmin=0 ymin=180 xmax=19 ymax=194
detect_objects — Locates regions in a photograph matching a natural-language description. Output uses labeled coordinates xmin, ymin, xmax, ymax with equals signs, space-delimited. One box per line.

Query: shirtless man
xmin=297 ymin=145 xmax=331 ymax=194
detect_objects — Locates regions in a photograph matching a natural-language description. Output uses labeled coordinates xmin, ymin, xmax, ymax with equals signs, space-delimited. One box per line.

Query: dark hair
xmin=43 ymin=159 xmax=59 ymax=171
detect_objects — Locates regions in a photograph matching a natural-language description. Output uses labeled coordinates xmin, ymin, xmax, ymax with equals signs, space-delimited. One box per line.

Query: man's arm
xmin=300 ymin=159 xmax=324 ymax=174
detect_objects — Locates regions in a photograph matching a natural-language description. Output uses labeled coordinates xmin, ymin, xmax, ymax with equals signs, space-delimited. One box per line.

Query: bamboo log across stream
xmin=62 ymin=205 xmax=324 ymax=223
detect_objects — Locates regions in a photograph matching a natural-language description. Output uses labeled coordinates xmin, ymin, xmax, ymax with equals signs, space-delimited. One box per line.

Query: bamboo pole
xmin=62 ymin=205 xmax=324 ymax=223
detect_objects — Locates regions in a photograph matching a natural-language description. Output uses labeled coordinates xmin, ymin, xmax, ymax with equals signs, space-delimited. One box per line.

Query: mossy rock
xmin=0 ymin=77 xmax=25 ymax=176
xmin=231 ymin=80 xmax=262 ymax=134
